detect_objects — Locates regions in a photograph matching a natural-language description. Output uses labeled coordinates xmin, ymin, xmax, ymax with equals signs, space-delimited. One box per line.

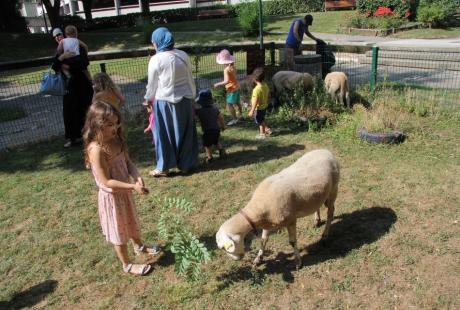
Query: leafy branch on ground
xmin=155 ymin=197 xmax=211 ymax=281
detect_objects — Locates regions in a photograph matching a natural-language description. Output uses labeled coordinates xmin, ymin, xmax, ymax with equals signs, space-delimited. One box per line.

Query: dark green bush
xmin=235 ymin=2 xmax=259 ymax=36
xmin=263 ymin=0 xmax=323 ymax=16
xmin=416 ymin=0 xmax=460 ymax=27
xmin=68 ymin=5 xmax=236 ymax=32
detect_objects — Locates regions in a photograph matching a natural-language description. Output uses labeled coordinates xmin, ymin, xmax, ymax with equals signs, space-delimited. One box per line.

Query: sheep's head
xmin=216 ymin=227 xmax=245 ymax=260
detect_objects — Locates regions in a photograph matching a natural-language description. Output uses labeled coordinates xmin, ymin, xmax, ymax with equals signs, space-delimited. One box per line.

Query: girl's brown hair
xmin=83 ymin=101 xmax=127 ymax=167
xmin=92 ymin=72 xmax=120 ymax=94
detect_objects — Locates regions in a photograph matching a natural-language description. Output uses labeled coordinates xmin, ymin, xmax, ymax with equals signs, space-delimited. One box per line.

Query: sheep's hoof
xmin=314 ymin=219 xmax=322 ymax=227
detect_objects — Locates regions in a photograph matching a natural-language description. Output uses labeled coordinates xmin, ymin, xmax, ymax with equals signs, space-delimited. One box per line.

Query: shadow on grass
xmin=0 ymin=140 xmax=86 ymax=173
xmin=0 ymin=279 xmax=58 ymax=309
xmin=192 ymin=139 xmax=305 ymax=174
xmin=216 ymin=206 xmax=396 ymax=289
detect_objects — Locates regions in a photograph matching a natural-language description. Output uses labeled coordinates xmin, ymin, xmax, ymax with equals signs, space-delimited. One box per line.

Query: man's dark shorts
xmin=202 ymin=129 xmax=220 ymax=147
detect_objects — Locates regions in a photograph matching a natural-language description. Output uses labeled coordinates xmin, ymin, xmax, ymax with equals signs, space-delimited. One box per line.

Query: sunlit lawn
xmin=1 ymin=86 xmax=459 ymax=308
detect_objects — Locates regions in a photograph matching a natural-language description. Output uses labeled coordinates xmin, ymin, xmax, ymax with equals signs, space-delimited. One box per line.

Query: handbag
xmin=40 ymin=69 xmax=66 ymax=96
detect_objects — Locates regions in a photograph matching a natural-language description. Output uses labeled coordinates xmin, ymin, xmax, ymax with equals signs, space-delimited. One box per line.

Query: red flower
xmin=405 ymin=10 xmax=411 ymax=18
xmin=374 ymin=6 xmax=394 ymax=17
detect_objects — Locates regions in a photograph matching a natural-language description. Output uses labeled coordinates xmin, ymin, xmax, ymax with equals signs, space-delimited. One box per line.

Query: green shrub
xmin=275 ymin=78 xmax=340 ymax=122
xmin=263 ymin=0 xmax=323 ymax=16
xmin=416 ymin=3 xmax=444 ymax=27
xmin=156 ymin=197 xmax=211 ymax=281
xmin=236 ymin=1 xmax=259 ymax=36
xmin=416 ymin=0 xmax=460 ymax=27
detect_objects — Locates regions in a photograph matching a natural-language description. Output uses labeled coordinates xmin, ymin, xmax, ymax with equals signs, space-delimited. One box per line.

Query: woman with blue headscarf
xmin=144 ymin=27 xmax=198 ymax=177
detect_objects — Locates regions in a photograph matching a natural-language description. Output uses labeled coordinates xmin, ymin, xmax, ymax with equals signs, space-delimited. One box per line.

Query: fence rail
xmin=1 ymin=42 xmax=459 ymax=150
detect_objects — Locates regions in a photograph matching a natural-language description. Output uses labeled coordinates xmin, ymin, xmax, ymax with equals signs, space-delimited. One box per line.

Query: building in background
xmin=19 ymin=0 xmax=241 ymax=33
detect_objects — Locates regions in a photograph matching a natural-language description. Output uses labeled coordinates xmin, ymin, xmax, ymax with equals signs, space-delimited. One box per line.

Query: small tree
xmin=417 ymin=2 xmax=444 ymax=28
xmin=236 ymin=1 xmax=259 ymax=36
xmin=156 ymin=197 xmax=211 ymax=281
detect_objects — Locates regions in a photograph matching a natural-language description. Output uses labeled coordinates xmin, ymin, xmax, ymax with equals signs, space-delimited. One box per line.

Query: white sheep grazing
xmin=324 ymin=71 xmax=350 ymax=108
xmin=216 ymin=149 xmax=340 ymax=268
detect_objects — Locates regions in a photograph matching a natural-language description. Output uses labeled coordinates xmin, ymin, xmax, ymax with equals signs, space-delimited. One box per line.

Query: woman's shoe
xmin=149 ymin=169 xmax=168 ymax=177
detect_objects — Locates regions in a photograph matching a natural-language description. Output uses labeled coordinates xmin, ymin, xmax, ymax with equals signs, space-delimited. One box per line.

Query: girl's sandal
xmin=123 ymin=263 xmax=152 ymax=276
xmin=134 ymin=244 xmax=162 ymax=256
xmin=149 ymin=169 xmax=168 ymax=178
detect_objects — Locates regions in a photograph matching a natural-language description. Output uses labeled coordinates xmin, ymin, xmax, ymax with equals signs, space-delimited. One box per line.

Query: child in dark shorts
xmin=195 ymin=89 xmax=226 ymax=163
xmin=248 ymin=67 xmax=272 ymax=139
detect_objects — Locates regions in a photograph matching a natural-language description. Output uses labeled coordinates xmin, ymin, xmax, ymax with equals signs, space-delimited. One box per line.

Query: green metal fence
xmin=1 ymin=43 xmax=459 ymax=150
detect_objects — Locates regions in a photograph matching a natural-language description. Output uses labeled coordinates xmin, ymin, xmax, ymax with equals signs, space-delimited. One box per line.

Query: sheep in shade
xmin=271 ymin=71 xmax=314 ymax=108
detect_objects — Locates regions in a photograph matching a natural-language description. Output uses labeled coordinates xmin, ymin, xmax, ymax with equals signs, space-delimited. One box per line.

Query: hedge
xmin=61 ymin=0 xmax=325 ymax=32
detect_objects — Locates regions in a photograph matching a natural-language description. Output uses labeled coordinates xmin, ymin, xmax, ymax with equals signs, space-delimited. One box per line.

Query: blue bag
xmin=40 ymin=69 xmax=66 ymax=96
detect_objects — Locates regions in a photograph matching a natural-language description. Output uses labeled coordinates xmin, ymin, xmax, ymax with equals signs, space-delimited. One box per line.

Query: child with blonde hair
xmin=83 ymin=101 xmax=160 ymax=276
xmin=213 ymin=49 xmax=243 ymax=126
xmin=92 ymin=72 xmax=125 ymax=111
xmin=57 ymin=25 xmax=92 ymax=82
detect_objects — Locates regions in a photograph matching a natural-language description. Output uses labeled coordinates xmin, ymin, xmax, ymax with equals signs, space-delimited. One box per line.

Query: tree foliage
xmin=156 ymin=197 xmax=211 ymax=281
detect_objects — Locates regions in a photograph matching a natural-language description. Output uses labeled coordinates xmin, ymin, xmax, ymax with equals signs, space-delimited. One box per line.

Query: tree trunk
xmin=140 ymin=0 xmax=150 ymax=24
xmin=41 ymin=0 xmax=61 ymax=29
xmin=140 ymin=0 xmax=150 ymax=15
xmin=82 ymin=0 xmax=93 ymax=22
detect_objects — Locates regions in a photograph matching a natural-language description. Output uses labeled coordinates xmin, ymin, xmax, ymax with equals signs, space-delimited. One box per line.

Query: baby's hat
xmin=196 ymin=89 xmax=213 ymax=106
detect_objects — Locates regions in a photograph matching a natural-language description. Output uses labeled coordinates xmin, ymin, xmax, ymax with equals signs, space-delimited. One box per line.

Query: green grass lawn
xmin=1 ymin=87 xmax=459 ymax=308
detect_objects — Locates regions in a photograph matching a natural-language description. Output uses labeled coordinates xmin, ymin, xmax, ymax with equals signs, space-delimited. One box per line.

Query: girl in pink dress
xmin=83 ymin=101 xmax=160 ymax=276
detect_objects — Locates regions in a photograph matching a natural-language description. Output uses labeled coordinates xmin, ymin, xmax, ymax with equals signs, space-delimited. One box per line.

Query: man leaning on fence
xmin=285 ymin=14 xmax=319 ymax=70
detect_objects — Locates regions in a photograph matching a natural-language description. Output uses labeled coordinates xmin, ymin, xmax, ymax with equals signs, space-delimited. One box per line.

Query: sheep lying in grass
xmin=216 ymin=149 xmax=340 ymax=268
xmin=272 ymin=71 xmax=314 ymax=107
xmin=324 ymin=71 xmax=350 ymax=108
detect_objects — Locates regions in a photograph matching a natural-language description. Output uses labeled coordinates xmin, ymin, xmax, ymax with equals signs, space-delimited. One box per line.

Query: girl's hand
xmin=137 ymin=177 xmax=145 ymax=187
xmin=248 ymin=110 xmax=254 ymax=118
xmin=133 ymin=182 xmax=145 ymax=195
xmin=134 ymin=182 xmax=149 ymax=195
xmin=144 ymin=127 xmax=151 ymax=133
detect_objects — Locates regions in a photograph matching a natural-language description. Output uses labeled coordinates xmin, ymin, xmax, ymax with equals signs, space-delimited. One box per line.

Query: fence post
xmin=100 ymin=63 xmax=106 ymax=73
xmin=270 ymin=42 xmax=275 ymax=66
xmin=370 ymin=46 xmax=379 ymax=94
